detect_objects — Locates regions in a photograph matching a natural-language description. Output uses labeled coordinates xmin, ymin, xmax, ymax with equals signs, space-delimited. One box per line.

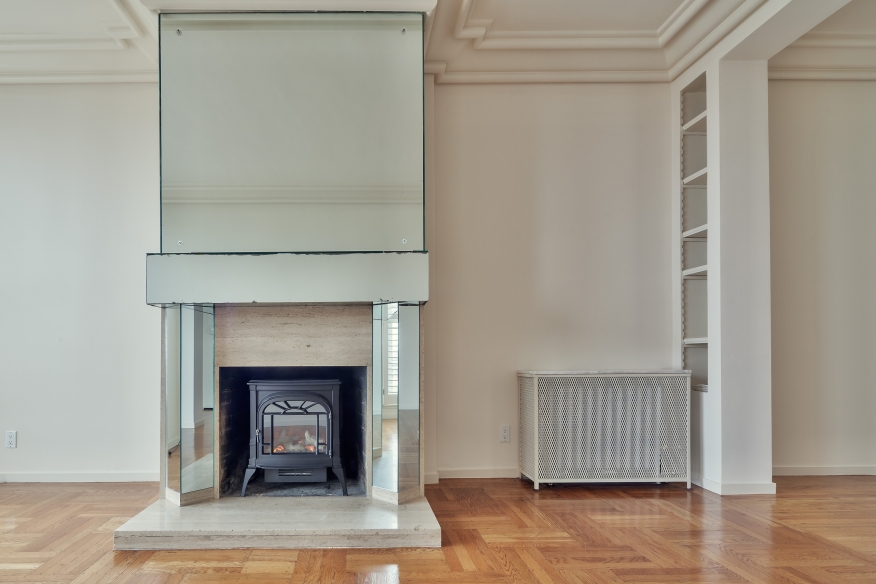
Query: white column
xmin=711 ymin=59 xmax=775 ymax=494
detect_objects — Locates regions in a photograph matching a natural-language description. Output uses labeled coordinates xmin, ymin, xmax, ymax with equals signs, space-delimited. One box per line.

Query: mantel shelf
xmin=682 ymin=167 xmax=708 ymax=186
xmin=682 ymin=264 xmax=708 ymax=278
xmin=682 ymin=224 xmax=708 ymax=240
xmin=682 ymin=110 xmax=707 ymax=133
xmin=684 ymin=337 xmax=708 ymax=346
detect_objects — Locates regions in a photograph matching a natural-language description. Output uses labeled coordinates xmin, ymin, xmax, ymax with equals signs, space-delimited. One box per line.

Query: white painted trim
xmin=718 ymin=482 xmax=777 ymax=495
xmin=427 ymin=68 xmax=670 ymax=84
xmin=668 ymin=0 xmax=769 ymax=80
xmin=424 ymin=472 xmax=439 ymax=484
xmin=773 ymin=465 xmax=876 ymax=476
xmin=452 ymin=0 xmax=711 ymax=50
xmin=0 ymin=472 xmax=159 ymax=482
xmin=768 ymin=68 xmax=876 ymax=81
xmin=695 ymin=475 xmax=776 ymax=495
xmin=0 ymin=71 xmax=158 ymax=84
xmin=141 ymin=0 xmax=437 ymax=12
xmin=109 ymin=0 xmax=147 ymax=39
xmin=438 ymin=467 xmax=520 ymax=479
xmin=791 ymin=31 xmax=876 ymax=49
xmin=0 ymin=34 xmax=127 ymax=52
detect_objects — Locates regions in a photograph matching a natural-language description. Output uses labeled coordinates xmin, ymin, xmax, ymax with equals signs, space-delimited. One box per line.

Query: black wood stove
xmin=241 ymin=379 xmax=347 ymax=496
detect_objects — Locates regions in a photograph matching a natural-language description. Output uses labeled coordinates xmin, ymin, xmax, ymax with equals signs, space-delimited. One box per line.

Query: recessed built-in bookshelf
xmin=682 ymin=265 xmax=708 ymax=278
xmin=682 ymin=224 xmax=707 ymax=240
xmin=682 ymin=110 xmax=707 ymax=133
xmin=683 ymin=167 xmax=707 ymax=186
xmin=680 ymin=72 xmax=708 ymax=394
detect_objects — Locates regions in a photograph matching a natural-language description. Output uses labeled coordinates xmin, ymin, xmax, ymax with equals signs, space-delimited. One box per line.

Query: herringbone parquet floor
xmin=1 ymin=476 xmax=875 ymax=583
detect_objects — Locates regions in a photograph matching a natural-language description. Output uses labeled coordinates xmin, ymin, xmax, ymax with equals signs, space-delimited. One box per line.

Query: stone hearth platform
xmin=114 ymin=496 xmax=440 ymax=550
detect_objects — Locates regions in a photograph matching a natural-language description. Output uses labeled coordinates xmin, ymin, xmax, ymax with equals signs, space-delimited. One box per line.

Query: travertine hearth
xmin=115 ymin=496 xmax=440 ymax=550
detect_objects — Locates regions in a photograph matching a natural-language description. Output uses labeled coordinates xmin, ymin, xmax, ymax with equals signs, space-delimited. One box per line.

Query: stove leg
xmin=333 ymin=465 xmax=348 ymax=496
xmin=241 ymin=467 xmax=256 ymax=497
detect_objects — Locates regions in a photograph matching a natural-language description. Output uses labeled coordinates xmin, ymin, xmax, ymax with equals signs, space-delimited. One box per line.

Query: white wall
xmin=0 ymin=83 xmax=160 ymax=482
xmin=431 ymin=83 xmax=674 ymax=478
xmin=769 ymin=80 xmax=876 ymax=475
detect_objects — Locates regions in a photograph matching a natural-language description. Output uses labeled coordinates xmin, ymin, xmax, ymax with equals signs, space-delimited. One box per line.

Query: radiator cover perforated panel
xmin=518 ymin=372 xmax=690 ymax=487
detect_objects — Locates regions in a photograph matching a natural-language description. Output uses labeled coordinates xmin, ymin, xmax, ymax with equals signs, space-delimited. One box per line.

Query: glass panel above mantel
xmin=160 ymin=13 xmax=424 ymax=253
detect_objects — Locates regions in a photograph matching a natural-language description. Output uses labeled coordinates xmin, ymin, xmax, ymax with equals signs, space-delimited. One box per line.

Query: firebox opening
xmin=219 ymin=366 xmax=367 ymax=497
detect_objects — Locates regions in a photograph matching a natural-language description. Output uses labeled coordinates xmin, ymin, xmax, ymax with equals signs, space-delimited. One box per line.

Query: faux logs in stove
xmin=241 ymin=379 xmax=347 ymax=496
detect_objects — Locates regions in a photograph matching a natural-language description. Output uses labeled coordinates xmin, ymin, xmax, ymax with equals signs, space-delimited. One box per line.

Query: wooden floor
xmin=1 ymin=477 xmax=875 ymax=583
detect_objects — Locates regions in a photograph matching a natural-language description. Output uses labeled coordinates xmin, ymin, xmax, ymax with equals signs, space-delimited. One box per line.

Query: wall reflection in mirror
xmin=372 ymin=303 xmax=420 ymax=493
xmin=159 ymin=13 xmax=424 ymax=253
xmin=165 ymin=305 xmax=215 ymax=496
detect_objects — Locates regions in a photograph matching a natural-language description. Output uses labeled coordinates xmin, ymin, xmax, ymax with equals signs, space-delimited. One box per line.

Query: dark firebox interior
xmin=218 ymin=366 xmax=367 ymax=497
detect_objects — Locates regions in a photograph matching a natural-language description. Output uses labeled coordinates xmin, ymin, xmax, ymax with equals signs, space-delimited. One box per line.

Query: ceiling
xmin=0 ymin=0 xmax=873 ymax=83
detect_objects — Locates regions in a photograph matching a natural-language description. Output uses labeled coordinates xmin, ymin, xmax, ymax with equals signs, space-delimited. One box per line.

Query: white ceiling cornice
xmin=451 ymin=0 xmax=712 ymax=50
xmin=768 ymin=67 xmax=876 ymax=79
xmin=0 ymin=0 xmax=872 ymax=84
xmin=790 ymin=31 xmax=876 ymax=48
xmin=425 ymin=64 xmax=670 ymax=84
xmin=141 ymin=0 xmax=437 ymax=13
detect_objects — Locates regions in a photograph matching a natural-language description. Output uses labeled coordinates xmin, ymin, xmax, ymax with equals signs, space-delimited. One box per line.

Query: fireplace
xmin=241 ymin=379 xmax=347 ymax=496
xmin=218 ymin=363 xmax=368 ymax=499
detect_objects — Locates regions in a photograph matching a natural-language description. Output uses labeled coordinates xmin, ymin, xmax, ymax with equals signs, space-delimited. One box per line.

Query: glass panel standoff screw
xmin=177 ymin=29 xmax=181 ymax=36
xmin=401 ymin=28 xmax=406 ymax=34
xmin=402 ymin=239 xmax=407 ymax=244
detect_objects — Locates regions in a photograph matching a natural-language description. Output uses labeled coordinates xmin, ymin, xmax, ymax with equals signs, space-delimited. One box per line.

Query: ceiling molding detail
xmin=768 ymin=67 xmax=876 ymax=80
xmin=0 ymin=35 xmax=128 ymax=52
xmin=452 ymin=0 xmax=713 ymax=50
xmin=0 ymin=0 xmax=872 ymax=85
xmin=424 ymin=62 xmax=669 ymax=83
xmin=790 ymin=31 xmax=876 ymax=48
xmin=141 ymin=0 xmax=437 ymax=12
xmin=668 ymin=0 xmax=770 ymax=78
xmin=0 ymin=71 xmax=159 ymax=84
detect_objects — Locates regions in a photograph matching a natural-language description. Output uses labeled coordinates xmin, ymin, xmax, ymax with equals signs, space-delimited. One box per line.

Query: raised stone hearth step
xmin=114 ymin=496 xmax=440 ymax=550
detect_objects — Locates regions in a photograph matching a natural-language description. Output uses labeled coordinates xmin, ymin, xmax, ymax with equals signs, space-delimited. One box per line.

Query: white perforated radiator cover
xmin=518 ymin=371 xmax=690 ymax=488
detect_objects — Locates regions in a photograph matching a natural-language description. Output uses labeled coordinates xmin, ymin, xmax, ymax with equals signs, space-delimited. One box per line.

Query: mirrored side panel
xmin=372 ymin=305 xmax=384 ymax=459
xmin=373 ymin=303 xmax=398 ymax=492
xmin=165 ymin=306 xmax=181 ymax=495
xmin=179 ymin=304 xmax=215 ymax=495
xmin=160 ymin=13 xmax=424 ymax=253
xmin=397 ymin=304 xmax=420 ymax=492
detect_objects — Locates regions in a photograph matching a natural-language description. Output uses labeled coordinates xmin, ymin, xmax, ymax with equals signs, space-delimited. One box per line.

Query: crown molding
xmin=424 ymin=62 xmax=669 ymax=83
xmin=452 ymin=0 xmax=712 ymax=50
xmin=141 ymin=0 xmax=437 ymax=12
xmin=0 ymin=70 xmax=158 ymax=84
xmin=790 ymin=31 xmax=876 ymax=49
xmin=668 ymin=0 xmax=768 ymax=79
xmin=768 ymin=67 xmax=876 ymax=80
xmin=0 ymin=34 xmax=128 ymax=52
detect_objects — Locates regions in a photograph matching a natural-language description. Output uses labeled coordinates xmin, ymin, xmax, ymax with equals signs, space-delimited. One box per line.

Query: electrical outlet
xmin=5 ymin=431 xmax=16 ymax=448
xmin=499 ymin=425 xmax=510 ymax=443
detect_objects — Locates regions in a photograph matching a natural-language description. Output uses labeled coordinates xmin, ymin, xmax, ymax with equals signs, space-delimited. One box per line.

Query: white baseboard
xmin=694 ymin=474 xmax=776 ymax=495
xmin=0 ymin=472 xmax=159 ymax=483
xmin=718 ymin=482 xmax=776 ymax=495
xmin=773 ymin=465 xmax=876 ymax=476
xmin=424 ymin=472 xmax=439 ymax=484
xmin=437 ymin=467 xmax=520 ymax=479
